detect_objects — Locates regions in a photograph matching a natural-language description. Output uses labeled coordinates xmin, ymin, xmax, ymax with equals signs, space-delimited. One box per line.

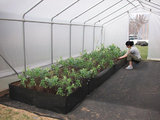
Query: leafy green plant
xmin=29 ymin=78 xmax=36 ymax=88
xmin=18 ymin=74 xmax=27 ymax=88
xmin=40 ymin=77 xmax=48 ymax=88
xmin=48 ymin=76 xmax=59 ymax=88
xmin=51 ymin=64 xmax=60 ymax=74
xmin=19 ymin=44 xmax=125 ymax=96
xmin=56 ymin=87 xmax=65 ymax=96
xmin=79 ymin=68 xmax=91 ymax=79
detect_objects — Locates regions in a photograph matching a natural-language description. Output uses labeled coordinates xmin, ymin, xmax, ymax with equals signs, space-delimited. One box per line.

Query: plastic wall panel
xmin=25 ymin=0 xmax=76 ymax=22
xmin=71 ymin=26 xmax=83 ymax=57
xmin=25 ymin=22 xmax=51 ymax=68
xmin=104 ymin=14 xmax=129 ymax=51
xmin=0 ymin=21 xmax=24 ymax=77
xmin=84 ymin=26 xmax=94 ymax=53
xmin=152 ymin=0 xmax=160 ymax=5
xmin=148 ymin=14 xmax=160 ymax=60
xmin=72 ymin=0 xmax=121 ymax=24
xmin=53 ymin=24 xmax=70 ymax=61
xmin=0 ymin=0 xmax=40 ymax=19
xmin=0 ymin=58 xmax=14 ymax=77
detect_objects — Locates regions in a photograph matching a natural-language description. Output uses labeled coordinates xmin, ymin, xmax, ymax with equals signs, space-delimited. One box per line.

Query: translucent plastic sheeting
xmin=0 ymin=21 xmax=24 ymax=77
xmin=23 ymin=0 xmax=118 ymax=23
xmin=55 ymin=0 xmax=121 ymax=24
xmin=0 ymin=0 xmax=40 ymax=19
xmin=53 ymin=24 xmax=70 ymax=61
xmin=143 ymin=4 xmax=160 ymax=13
xmin=148 ymin=13 xmax=160 ymax=60
xmin=0 ymin=0 xmax=140 ymax=78
xmin=25 ymin=22 xmax=51 ymax=69
xmin=71 ymin=26 xmax=83 ymax=57
xmin=25 ymin=0 xmax=77 ymax=22
xmin=0 ymin=0 xmax=138 ymax=24
xmin=0 ymin=57 xmax=14 ymax=77
xmin=152 ymin=0 xmax=160 ymax=5
xmin=104 ymin=14 xmax=129 ymax=51
xmin=140 ymin=0 xmax=160 ymax=13
xmin=82 ymin=0 xmax=139 ymax=25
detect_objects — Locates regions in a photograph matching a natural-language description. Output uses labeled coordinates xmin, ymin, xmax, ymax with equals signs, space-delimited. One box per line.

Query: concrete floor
xmin=0 ymin=61 xmax=160 ymax=120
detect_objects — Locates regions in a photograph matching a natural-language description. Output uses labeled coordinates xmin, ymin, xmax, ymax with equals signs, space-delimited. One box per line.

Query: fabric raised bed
xmin=9 ymin=58 xmax=127 ymax=114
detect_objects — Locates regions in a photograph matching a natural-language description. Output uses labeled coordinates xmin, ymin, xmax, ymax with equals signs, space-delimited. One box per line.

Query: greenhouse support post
xmin=141 ymin=1 xmax=160 ymax=10
xmin=82 ymin=25 xmax=85 ymax=52
xmin=22 ymin=0 xmax=44 ymax=72
xmin=145 ymin=0 xmax=160 ymax=8
xmin=0 ymin=0 xmax=139 ymax=78
xmin=69 ymin=0 xmax=105 ymax=53
xmin=0 ymin=54 xmax=18 ymax=76
xmin=51 ymin=0 xmax=80 ymax=61
xmin=84 ymin=0 xmax=123 ymax=51
xmin=93 ymin=0 xmax=136 ymax=48
xmin=142 ymin=7 xmax=160 ymax=17
xmin=84 ymin=0 xmax=123 ymax=24
xmin=137 ymin=0 xmax=145 ymax=8
xmin=102 ymin=5 xmax=139 ymax=26
xmin=94 ymin=1 xmax=132 ymax=25
xmin=126 ymin=0 xmax=136 ymax=7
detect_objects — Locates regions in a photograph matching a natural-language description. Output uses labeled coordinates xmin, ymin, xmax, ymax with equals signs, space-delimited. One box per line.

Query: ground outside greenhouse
xmin=0 ymin=60 xmax=160 ymax=120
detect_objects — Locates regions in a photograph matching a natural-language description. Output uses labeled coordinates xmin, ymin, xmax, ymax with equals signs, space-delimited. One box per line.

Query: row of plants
xmin=18 ymin=44 xmax=125 ymax=96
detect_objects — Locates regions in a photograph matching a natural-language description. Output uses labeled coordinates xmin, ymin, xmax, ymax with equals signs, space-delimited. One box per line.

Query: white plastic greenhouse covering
xmin=0 ymin=0 xmax=160 ymax=77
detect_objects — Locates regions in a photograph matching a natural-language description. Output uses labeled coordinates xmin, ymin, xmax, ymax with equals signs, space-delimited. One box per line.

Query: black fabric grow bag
xmin=9 ymin=82 xmax=87 ymax=114
xmin=87 ymin=58 xmax=127 ymax=93
xmin=9 ymin=58 xmax=127 ymax=114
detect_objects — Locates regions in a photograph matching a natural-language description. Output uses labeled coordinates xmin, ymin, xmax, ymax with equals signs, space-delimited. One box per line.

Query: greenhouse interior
xmin=0 ymin=0 xmax=160 ymax=119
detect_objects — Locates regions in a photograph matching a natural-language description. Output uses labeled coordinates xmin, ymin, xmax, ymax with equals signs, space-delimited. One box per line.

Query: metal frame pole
xmin=102 ymin=12 xmax=127 ymax=26
xmin=50 ymin=0 xmax=80 ymax=63
xmin=69 ymin=24 xmax=72 ymax=57
xmin=94 ymin=3 xmax=130 ymax=23
xmin=141 ymin=1 xmax=160 ymax=10
xmin=94 ymin=0 xmax=135 ymax=28
xmin=0 ymin=54 xmax=18 ymax=76
xmin=22 ymin=0 xmax=44 ymax=72
xmin=145 ymin=0 xmax=160 ymax=8
xmin=84 ymin=0 xmax=122 ymax=24
xmin=0 ymin=18 xmax=102 ymax=27
xmin=93 ymin=0 xmax=137 ymax=45
xmin=50 ymin=24 xmax=53 ymax=64
xmin=137 ymin=0 xmax=145 ymax=8
xmin=52 ymin=0 xmax=80 ymax=57
xmin=82 ymin=25 xmax=85 ymax=52
xmin=102 ymin=6 xmax=138 ymax=26
xmin=69 ymin=0 xmax=105 ymax=53
xmin=84 ymin=0 xmax=123 ymax=51
xmin=127 ymin=0 xmax=136 ymax=7
xmin=142 ymin=6 xmax=160 ymax=16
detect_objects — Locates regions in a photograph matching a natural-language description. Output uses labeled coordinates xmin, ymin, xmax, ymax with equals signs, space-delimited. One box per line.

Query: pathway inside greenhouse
xmin=0 ymin=60 xmax=160 ymax=120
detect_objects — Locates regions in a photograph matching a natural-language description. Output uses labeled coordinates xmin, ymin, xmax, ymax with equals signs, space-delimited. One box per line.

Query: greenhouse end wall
xmin=104 ymin=14 xmax=129 ymax=51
